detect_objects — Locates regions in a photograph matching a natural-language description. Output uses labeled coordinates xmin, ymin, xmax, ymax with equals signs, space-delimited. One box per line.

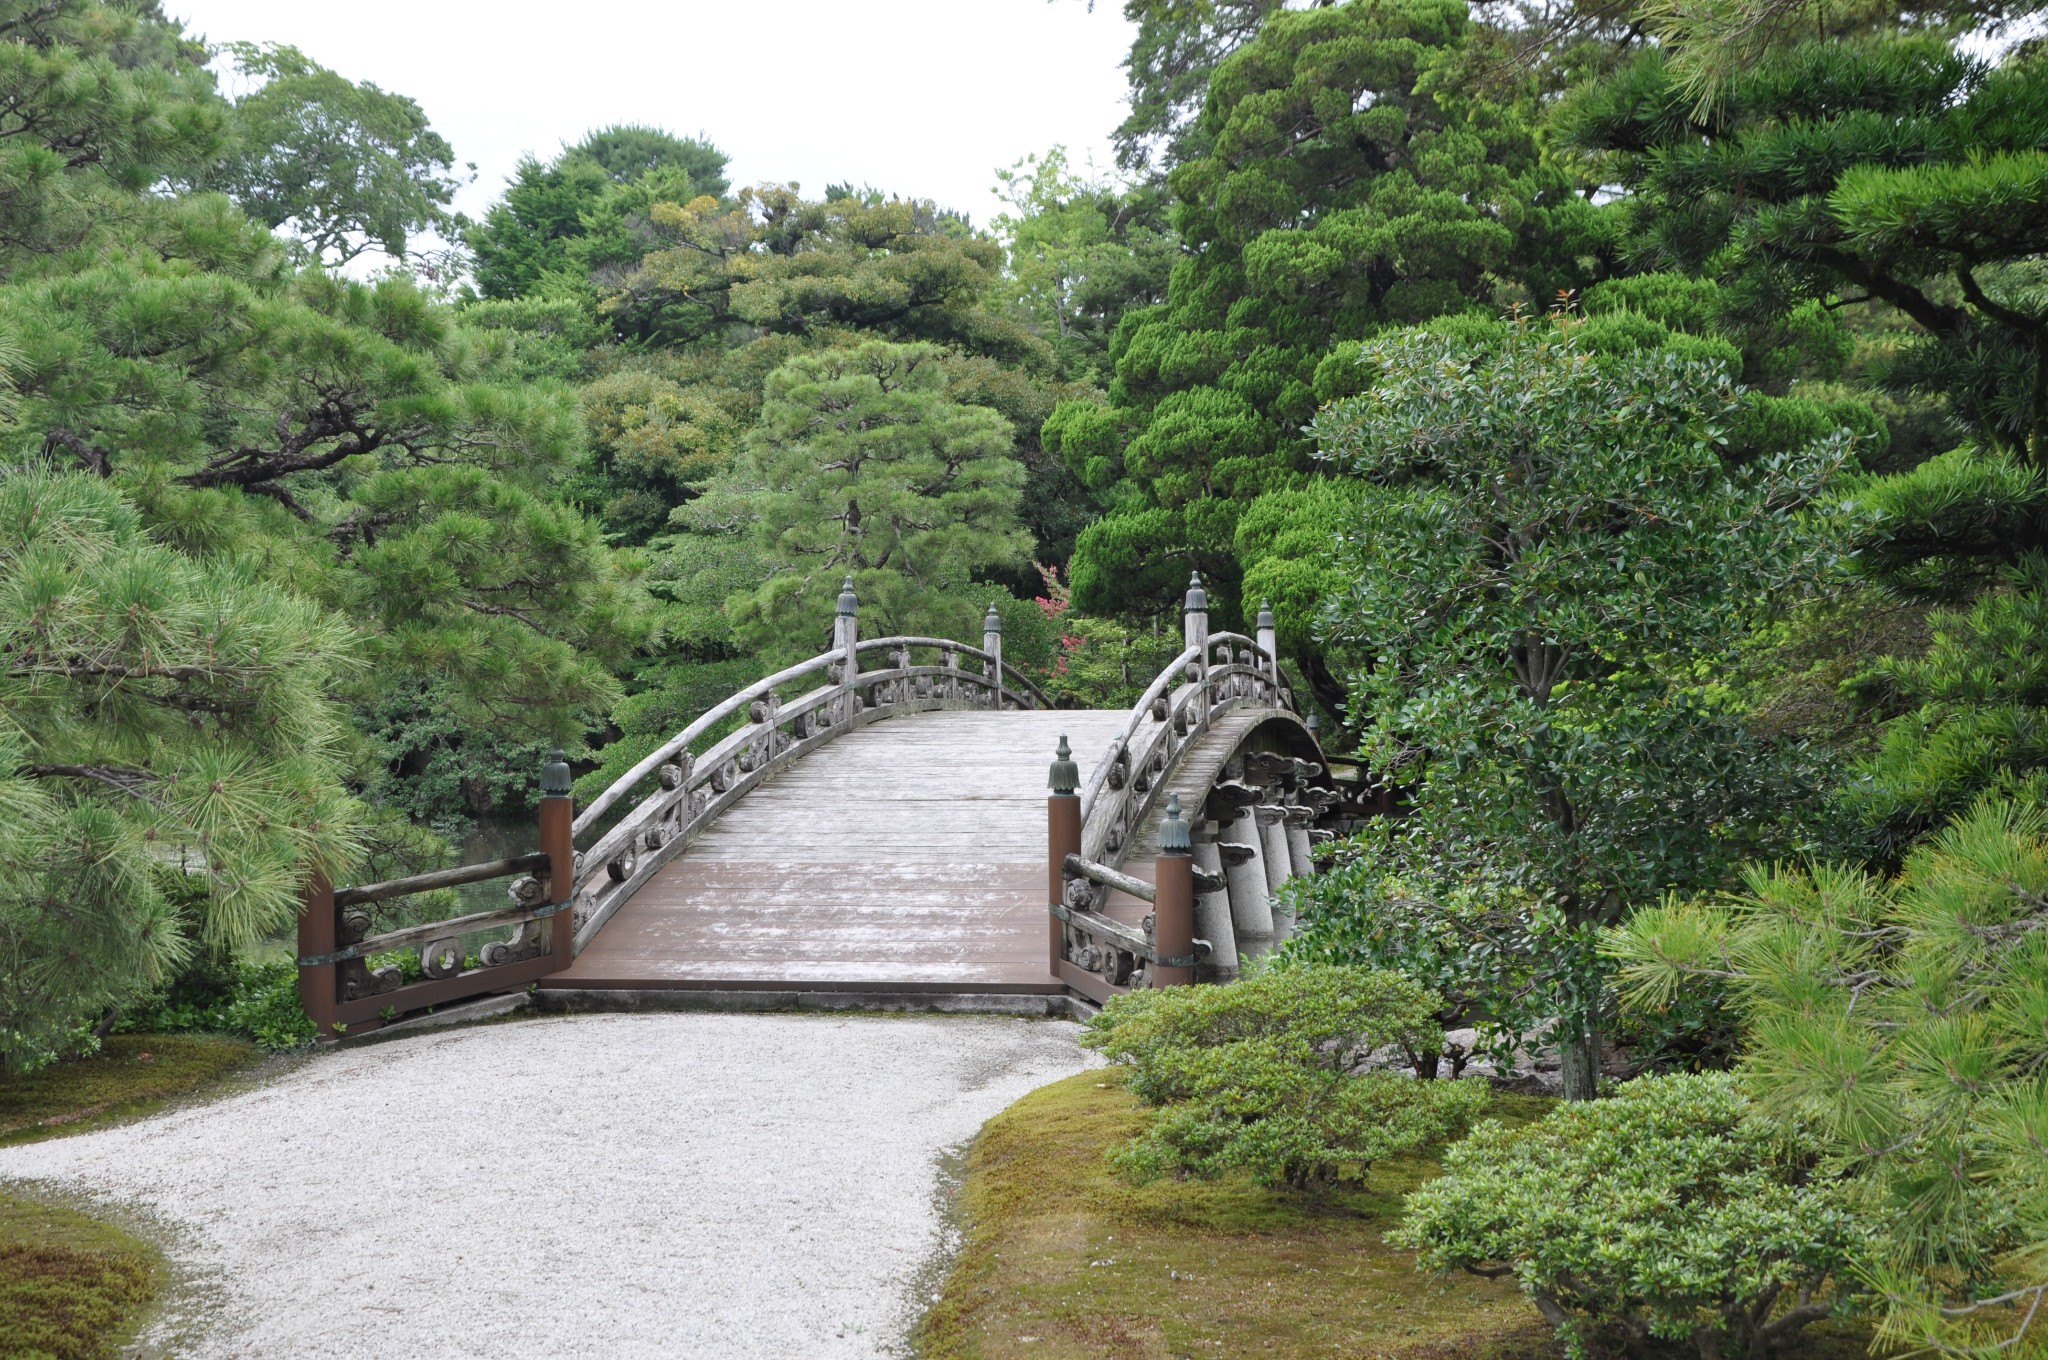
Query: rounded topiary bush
xmin=1081 ymin=965 xmax=1489 ymax=1190
xmin=1392 ymin=1071 xmax=1873 ymax=1359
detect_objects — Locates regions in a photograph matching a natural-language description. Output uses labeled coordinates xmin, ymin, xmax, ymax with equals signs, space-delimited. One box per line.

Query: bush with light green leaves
xmin=1393 ymin=1072 xmax=1874 ymax=1360
xmin=1081 ymin=965 xmax=1489 ymax=1190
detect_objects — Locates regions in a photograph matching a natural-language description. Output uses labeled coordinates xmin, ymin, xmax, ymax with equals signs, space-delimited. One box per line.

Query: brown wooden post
xmin=539 ymin=747 xmax=575 ymax=971
xmin=1047 ymin=735 xmax=1081 ymax=979
xmin=296 ymin=873 xmax=339 ymax=1039
xmin=1153 ymin=794 xmax=1195 ymax=987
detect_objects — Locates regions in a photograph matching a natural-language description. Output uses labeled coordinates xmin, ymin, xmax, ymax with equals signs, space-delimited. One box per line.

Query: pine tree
xmin=1611 ymin=799 xmax=2048 ymax=1355
xmin=687 ymin=341 xmax=1029 ymax=656
xmin=0 ymin=468 xmax=359 ymax=1068
xmin=1048 ymin=0 xmax=1601 ymax=656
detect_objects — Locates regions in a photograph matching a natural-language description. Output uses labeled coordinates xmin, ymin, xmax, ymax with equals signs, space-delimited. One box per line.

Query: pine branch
xmin=22 ymin=763 xmax=160 ymax=802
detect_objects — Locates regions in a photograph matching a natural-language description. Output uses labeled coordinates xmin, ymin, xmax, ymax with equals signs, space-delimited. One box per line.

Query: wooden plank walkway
xmin=547 ymin=709 xmax=1135 ymax=994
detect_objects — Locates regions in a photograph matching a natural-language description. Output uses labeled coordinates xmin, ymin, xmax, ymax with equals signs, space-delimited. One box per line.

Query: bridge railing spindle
xmin=1048 ymin=735 xmax=1081 ymax=981
xmin=983 ymin=603 xmax=1004 ymax=710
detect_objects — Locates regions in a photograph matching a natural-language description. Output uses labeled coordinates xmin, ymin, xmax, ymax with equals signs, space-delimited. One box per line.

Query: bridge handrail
xmin=1075 ymin=642 xmax=1200 ymax=824
xmin=853 ymin=636 xmax=1053 ymax=709
xmin=574 ymin=648 xmax=840 ymax=836
xmin=1078 ymin=630 xmax=1290 ymax=867
xmin=564 ymin=621 xmax=1044 ymax=952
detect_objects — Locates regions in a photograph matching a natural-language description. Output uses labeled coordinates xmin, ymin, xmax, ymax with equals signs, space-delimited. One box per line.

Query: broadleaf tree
xmin=1290 ymin=316 xmax=1854 ymax=1099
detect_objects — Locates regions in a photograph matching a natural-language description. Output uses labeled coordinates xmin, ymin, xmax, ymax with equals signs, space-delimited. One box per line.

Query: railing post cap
xmin=1256 ymin=599 xmax=1275 ymax=630
xmin=983 ymin=602 xmax=1002 ymax=634
xmin=541 ymin=746 xmax=572 ymax=798
xmin=836 ymin=575 xmax=859 ymax=617
xmin=1049 ymin=734 xmax=1079 ymax=796
xmin=1305 ymin=709 xmax=1320 ymax=733
xmin=1184 ymin=571 xmax=1207 ymax=614
xmin=1162 ymin=792 xmax=1191 ymax=852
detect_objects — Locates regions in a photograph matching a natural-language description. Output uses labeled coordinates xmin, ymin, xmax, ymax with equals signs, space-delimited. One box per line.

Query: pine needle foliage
xmin=0 ymin=468 xmax=359 ymax=1069
xmin=1610 ymin=799 xmax=2048 ymax=1355
xmin=686 ymin=341 xmax=1030 ymax=656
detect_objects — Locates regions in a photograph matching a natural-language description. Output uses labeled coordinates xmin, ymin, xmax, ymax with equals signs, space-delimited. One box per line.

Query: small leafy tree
xmin=1302 ymin=317 xmax=1852 ymax=1097
xmin=1395 ymin=1072 xmax=1874 ymax=1360
xmin=1610 ymin=799 xmax=2048 ymax=1356
xmin=205 ymin=42 xmax=468 ymax=268
xmin=686 ymin=341 xmax=1030 ymax=655
xmin=1081 ymin=966 xmax=1489 ymax=1189
xmin=0 ymin=469 xmax=360 ymax=1068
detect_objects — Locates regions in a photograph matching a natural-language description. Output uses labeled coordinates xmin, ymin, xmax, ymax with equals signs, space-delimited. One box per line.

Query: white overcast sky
xmin=170 ymin=0 xmax=1139 ymax=229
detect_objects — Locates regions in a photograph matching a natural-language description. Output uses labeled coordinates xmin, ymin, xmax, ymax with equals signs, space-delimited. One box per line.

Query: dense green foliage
xmin=685 ymin=341 xmax=1029 ymax=655
xmin=1054 ymin=0 xmax=1600 ymax=657
xmin=202 ymin=42 xmax=466 ymax=268
xmin=1082 ymin=965 xmax=1490 ymax=1188
xmin=1611 ymin=800 xmax=2048 ymax=1353
xmin=0 ymin=471 xmax=358 ymax=1067
xmin=0 ymin=14 xmax=2043 ymax=1351
xmin=1291 ymin=319 xmax=1850 ymax=1096
xmin=1395 ymin=1073 xmax=1872 ymax=1359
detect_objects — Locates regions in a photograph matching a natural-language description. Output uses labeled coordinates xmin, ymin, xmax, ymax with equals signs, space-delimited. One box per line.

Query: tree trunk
xmin=1558 ymin=1026 xmax=1601 ymax=1102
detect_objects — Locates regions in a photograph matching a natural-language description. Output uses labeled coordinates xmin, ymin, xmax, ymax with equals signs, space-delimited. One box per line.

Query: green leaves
xmin=203 ymin=43 xmax=466 ymax=268
xmin=1394 ymin=1072 xmax=1874 ymax=1360
xmin=1564 ymin=35 xmax=2048 ymax=451
xmin=1606 ymin=800 xmax=2048 ymax=1351
xmin=1070 ymin=0 xmax=1583 ymax=621
xmin=1083 ymin=965 xmax=1487 ymax=1189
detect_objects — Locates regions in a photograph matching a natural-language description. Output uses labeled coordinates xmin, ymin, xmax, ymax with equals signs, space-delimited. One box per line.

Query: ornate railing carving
xmin=295 ymin=753 xmax=575 ymax=1040
xmin=1050 ymin=579 xmax=1334 ymax=1000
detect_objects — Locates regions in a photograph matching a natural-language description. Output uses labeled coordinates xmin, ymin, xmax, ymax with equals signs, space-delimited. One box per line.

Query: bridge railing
xmin=565 ymin=584 xmax=1049 ymax=951
xmin=295 ymin=757 xmax=576 ymax=1040
xmin=1049 ymin=573 xmax=1303 ymax=998
xmin=297 ymin=578 xmax=1046 ymax=1035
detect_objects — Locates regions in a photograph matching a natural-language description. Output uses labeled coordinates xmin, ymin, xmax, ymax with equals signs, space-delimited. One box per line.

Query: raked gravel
xmin=0 ymin=1012 xmax=1100 ymax=1359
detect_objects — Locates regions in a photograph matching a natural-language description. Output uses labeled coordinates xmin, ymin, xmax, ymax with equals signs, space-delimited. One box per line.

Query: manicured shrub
xmin=1081 ymin=966 xmax=1490 ymax=1189
xmin=1393 ymin=1071 xmax=1873 ymax=1359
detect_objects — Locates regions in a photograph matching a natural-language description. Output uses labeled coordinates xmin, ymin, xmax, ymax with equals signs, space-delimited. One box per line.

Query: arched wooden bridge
xmin=295 ymin=576 xmax=1340 ymax=1034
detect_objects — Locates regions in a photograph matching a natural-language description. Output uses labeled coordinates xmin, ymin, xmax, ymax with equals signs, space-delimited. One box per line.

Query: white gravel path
xmin=0 ymin=1012 xmax=1099 ymax=1359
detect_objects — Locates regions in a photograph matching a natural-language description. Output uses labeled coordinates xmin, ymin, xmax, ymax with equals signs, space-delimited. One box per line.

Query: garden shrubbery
xmin=120 ymin=956 xmax=318 ymax=1053
xmin=1082 ymin=965 xmax=1490 ymax=1189
xmin=1395 ymin=1072 xmax=1872 ymax=1360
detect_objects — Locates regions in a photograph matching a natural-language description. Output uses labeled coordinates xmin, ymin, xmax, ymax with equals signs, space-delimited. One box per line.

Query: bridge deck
xmin=546 ymin=709 xmax=1141 ymax=994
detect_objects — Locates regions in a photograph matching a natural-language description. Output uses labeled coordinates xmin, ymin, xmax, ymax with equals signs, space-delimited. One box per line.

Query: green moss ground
xmin=1 ymin=1034 xmax=260 ymax=1358
xmin=916 ymin=1071 xmax=1881 ymax=1360
xmin=0 ymin=1195 xmax=157 ymax=1360
xmin=0 ymin=1035 xmax=260 ymax=1149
